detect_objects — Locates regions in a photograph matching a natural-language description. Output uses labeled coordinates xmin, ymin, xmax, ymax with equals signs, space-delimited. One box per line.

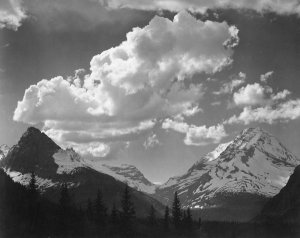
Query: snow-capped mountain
xmin=0 ymin=127 xmax=155 ymax=194
xmin=0 ymin=144 xmax=10 ymax=160
xmin=0 ymin=127 xmax=164 ymax=216
xmin=155 ymin=127 xmax=299 ymax=220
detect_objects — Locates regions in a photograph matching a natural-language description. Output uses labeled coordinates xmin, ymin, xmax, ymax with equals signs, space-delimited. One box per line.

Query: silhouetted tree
xmin=28 ymin=171 xmax=40 ymax=234
xmin=198 ymin=217 xmax=202 ymax=230
xmin=120 ymin=184 xmax=135 ymax=237
xmin=111 ymin=203 xmax=118 ymax=225
xmin=172 ymin=191 xmax=182 ymax=230
xmin=86 ymin=198 xmax=93 ymax=221
xmin=59 ymin=183 xmax=72 ymax=235
xmin=94 ymin=189 xmax=107 ymax=232
xmin=163 ymin=206 xmax=170 ymax=231
xmin=28 ymin=171 xmax=38 ymax=198
xmin=148 ymin=205 xmax=156 ymax=226
xmin=186 ymin=207 xmax=193 ymax=231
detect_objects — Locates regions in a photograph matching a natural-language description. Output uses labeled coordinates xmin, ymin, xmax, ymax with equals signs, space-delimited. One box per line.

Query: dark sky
xmin=1 ymin=0 xmax=300 ymax=183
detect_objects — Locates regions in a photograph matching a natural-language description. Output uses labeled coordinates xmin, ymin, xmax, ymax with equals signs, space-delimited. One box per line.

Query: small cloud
xmin=214 ymin=72 xmax=246 ymax=95
xmin=143 ymin=133 xmax=160 ymax=149
xmin=260 ymin=71 xmax=274 ymax=83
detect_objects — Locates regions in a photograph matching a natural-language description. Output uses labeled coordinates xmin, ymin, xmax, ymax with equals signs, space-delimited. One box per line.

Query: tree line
xmin=0 ymin=169 xmax=201 ymax=237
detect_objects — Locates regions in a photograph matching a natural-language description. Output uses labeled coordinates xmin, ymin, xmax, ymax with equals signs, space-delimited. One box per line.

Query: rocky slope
xmin=155 ymin=127 xmax=299 ymax=221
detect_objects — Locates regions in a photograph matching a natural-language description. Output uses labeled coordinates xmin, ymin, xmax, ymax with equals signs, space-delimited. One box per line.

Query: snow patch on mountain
xmin=205 ymin=141 xmax=232 ymax=162
xmin=4 ymin=168 xmax=58 ymax=191
xmin=0 ymin=144 xmax=9 ymax=160
xmin=84 ymin=161 xmax=157 ymax=194
xmin=53 ymin=148 xmax=87 ymax=174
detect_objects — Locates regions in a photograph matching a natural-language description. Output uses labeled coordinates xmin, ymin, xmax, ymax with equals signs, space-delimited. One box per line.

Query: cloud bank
xmin=14 ymin=11 xmax=238 ymax=156
xmin=226 ymin=72 xmax=298 ymax=125
xmin=105 ymin=0 xmax=300 ymax=16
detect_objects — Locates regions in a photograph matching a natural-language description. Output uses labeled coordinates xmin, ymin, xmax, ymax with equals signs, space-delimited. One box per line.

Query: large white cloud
xmin=162 ymin=118 xmax=227 ymax=146
xmin=105 ymin=0 xmax=300 ymax=16
xmin=14 ymin=11 xmax=238 ymax=156
xmin=0 ymin=0 xmax=26 ymax=30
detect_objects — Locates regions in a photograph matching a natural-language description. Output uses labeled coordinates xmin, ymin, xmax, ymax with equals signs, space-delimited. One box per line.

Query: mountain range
xmin=0 ymin=127 xmax=163 ymax=217
xmin=0 ymin=126 xmax=299 ymax=221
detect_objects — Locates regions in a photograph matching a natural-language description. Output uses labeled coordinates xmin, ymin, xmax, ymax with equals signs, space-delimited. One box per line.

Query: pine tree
xmin=59 ymin=183 xmax=71 ymax=213
xmin=148 ymin=205 xmax=156 ymax=226
xmin=120 ymin=185 xmax=135 ymax=220
xmin=111 ymin=203 xmax=118 ymax=225
xmin=198 ymin=217 xmax=202 ymax=229
xmin=182 ymin=210 xmax=187 ymax=230
xmin=120 ymin=184 xmax=135 ymax=237
xmin=186 ymin=207 xmax=193 ymax=231
xmin=94 ymin=189 xmax=107 ymax=230
xmin=163 ymin=206 xmax=170 ymax=231
xmin=86 ymin=198 xmax=93 ymax=221
xmin=59 ymin=183 xmax=72 ymax=235
xmin=28 ymin=171 xmax=38 ymax=197
xmin=110 ymin=203 xmax=119 ymax=236
xmin=172 ymin=191 xmax=182 ymax=230
xmin=28 ymin=171 xmax=39 ymax=233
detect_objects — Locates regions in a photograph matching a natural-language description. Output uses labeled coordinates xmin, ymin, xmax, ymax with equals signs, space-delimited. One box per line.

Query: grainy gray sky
xmin=1 ymin=0 xmax=300 ymax=183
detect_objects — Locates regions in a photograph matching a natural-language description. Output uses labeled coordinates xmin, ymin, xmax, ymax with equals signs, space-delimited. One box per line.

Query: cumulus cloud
xmin=0 ymin=0 xmax=26 ymax=30
xmin=104 ymin=0 xmax=300 ymax=16
xmin=226 ymin=76 xmax=296 ymax=125
xmin=233 ymin=83 xmax=267 ymax=106
xmin=214 ymin=72 xmax=246 ymax=95
xmin=233 ymin=75 xmax=291 ymax=107
xmin=226 ymin=99 xmax=300 ymax=125
xmin=162 ymin=119 xmax=227 ymax=146
xmin=14 ymin=11 xmax=238 ymax=156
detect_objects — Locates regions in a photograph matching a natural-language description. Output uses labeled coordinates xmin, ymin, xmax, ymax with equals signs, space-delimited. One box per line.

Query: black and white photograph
xmin=0 ymin=0 xmax=300 ymax=237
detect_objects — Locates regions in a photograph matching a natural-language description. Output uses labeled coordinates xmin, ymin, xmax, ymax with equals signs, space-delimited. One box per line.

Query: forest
xmin=0 ymin=169 xmax=299 ymax=238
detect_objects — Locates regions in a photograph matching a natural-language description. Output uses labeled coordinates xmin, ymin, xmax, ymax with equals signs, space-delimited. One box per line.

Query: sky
xmin=1 ymin=0 xmax=300 ymax=183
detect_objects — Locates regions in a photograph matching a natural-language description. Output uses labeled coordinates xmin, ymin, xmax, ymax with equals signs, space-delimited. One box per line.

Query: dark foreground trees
xmin=1 ymin=172 xmax=204 ymax=238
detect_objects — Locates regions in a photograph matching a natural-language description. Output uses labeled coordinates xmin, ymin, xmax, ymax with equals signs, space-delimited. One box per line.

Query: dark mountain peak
xmin=1 ymin=127 xmax=60 ymax=176
xmin=25 ymin=126 xmax=41 ymax=134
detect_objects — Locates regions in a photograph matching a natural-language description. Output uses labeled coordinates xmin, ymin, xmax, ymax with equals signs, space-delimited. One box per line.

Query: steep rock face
xmin=258 ymin=165 xmax=300 ymax=223
xmin=1 ymin=127 xmax=60 ymax=176
xmin=155 ymin=128 xmax=299 ymax=221
xmin=0 ymin=127 xmax=164 ymax=217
